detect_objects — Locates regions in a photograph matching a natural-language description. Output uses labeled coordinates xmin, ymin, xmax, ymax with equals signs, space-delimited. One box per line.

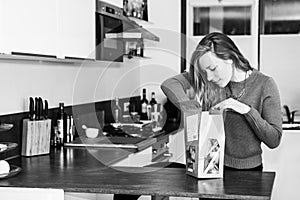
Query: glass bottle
xmin=149 ymin=92 xmax=157 ymax=120
xmin=113 ymin=97 xmax=122 ymax=123
xmin=57 ymin=102 xmax=66 ymax=145
xmin=140 ymin=88 xmax=148 ymax=120
xmin=150 ymin=92 xmax=157 ymax=106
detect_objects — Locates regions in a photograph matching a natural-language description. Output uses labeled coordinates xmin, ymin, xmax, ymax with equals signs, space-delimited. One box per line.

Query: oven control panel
xmin=96 ymin=0 xmax=125 ymax=20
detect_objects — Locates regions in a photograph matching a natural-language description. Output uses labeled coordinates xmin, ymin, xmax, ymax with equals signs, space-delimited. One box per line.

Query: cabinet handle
xmin=163 ymin=153 xmax=173 ymax=157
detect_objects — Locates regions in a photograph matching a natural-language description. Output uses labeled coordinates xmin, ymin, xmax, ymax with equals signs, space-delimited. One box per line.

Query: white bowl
xmin=85 ymin=128 xmax=99 ymax=138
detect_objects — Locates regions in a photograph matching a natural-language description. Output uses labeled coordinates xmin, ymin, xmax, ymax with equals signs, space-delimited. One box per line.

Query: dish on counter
xmin=0 ymin=123 xmax=14 ymax=132
xmin=0 ymin=142 xmax=18 ymax=153
xmin=0 ymin=165 xmax=22 ymax=179
xmin=111 ymin=120 xmax=153 ymax=129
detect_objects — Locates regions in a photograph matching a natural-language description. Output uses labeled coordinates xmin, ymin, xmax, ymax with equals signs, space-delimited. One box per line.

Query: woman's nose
xmin=206 ymin=71 xmax=213 ymax=81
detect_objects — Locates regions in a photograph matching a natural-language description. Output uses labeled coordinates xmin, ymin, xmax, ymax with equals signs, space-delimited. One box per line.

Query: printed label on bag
xmin=186 ymin=114 xmax=199 ymax=141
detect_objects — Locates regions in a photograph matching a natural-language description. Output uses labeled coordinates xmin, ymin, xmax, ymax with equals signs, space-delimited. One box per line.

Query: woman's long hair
xmin=189 ymin=32 xmax=253 ymax=110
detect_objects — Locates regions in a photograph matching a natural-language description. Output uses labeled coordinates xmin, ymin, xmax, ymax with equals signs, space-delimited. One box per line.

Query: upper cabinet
xmin=187 ymin=0 xmax=259 ymax=69
xmin=260 ymin=0 xmax=300 ymax=35
xmin=0 ymin=1 xmax=7 ymax=54
xmin=0 ymin=0 xmax=95 ymax=60
xmin=1 ymin=0 xmax=58 ymax=56
xmin=0 ymin=0 xmax=159 ymax=62
xmin=57 ymin=0 xmax=95 ymax=59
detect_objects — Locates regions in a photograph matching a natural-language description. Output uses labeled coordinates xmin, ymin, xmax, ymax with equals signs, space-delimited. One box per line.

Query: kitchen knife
xmin=35 ymin=97 xmax=39 ymax=120
xmin=44 ymin=100 xmax=48 ymax=119
xmin=29 ymin=97 xmax=34 ymax=120
xmin=38 ymin=97 xmax=43 ymax=120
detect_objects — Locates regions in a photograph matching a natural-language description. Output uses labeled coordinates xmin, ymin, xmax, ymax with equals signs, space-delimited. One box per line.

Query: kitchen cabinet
xmin=57 ymin=0 xmax=95 ymax=59
xmin=169 ymin=130 xmax=185 ymax=164
xmin=186 ymin=0 xmax=259 ymax=69
xmin=0 ymin=1 xmax=8 ymax=54
xmin=1 ymin=0 xmax=58 ymax=56
xmin=0 ymin=0 xmax=95 ymax=60
xmin=65 ymin=192 xmax=113 ymax=200
xmin=112 ymin=146 xmax=153 ymax=167
xmin=262 ymin=130 xmax=300 ymax=200
xmin=0 ymin=187 xmax=64 ymax=200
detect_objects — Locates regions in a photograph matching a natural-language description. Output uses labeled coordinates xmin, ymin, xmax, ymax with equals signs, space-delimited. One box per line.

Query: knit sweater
xmin=161 ymin=69 xmax=282 ymax=169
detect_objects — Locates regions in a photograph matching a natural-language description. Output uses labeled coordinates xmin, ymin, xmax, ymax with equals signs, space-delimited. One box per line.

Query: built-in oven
xmin=95 ymin=0 xmax=124 ymax=62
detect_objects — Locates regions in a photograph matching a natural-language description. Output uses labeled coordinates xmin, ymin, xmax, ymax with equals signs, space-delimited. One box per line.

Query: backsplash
xmin=0 ymin=96 xmax=140 ymax=160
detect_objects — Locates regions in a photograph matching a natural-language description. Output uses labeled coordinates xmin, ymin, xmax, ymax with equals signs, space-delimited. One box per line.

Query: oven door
xmin=96 ymin=13 xmax=124 ymax=62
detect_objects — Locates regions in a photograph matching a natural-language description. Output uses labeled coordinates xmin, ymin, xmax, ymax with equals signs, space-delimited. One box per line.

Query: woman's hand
xmin=211 ymin=98 xmax=250 ymax=114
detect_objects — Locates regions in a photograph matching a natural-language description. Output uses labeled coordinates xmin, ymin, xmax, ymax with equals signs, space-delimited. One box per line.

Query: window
xmin=260 ymin=0 xmax=300 ymax=34
xmin=193 ymin=6 xmax=251 ymax=36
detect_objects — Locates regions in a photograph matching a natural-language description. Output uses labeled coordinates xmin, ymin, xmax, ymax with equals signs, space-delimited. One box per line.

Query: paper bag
xmin=183 ymin=109 xmax=225 ymax=178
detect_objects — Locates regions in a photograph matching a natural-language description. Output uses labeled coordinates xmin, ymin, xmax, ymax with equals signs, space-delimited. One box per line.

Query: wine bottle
xmin=150 ymin=92 xmax=157 ymax=106
xmin=140 ymin=42 xmax=144 ymax=57
xmin=113 ymin=97 xmax=122 ymax=123
xmin=140 ymin=88 xmax=148 ymax=120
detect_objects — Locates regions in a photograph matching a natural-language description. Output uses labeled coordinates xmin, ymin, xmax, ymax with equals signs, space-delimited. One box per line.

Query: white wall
xmin=139 ymin=0 xmax=182 ymax=103
xmin=260 ymin=35 xmax=300 ymax=112
xmin=0 ymin=58 xmax=140 ymax=115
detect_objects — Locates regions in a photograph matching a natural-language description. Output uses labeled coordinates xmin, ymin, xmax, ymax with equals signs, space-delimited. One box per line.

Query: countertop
xmin=1 ymin=148 xmax=276 ymax=200
xmin=0 ymin=122 xmax=276 ymax=199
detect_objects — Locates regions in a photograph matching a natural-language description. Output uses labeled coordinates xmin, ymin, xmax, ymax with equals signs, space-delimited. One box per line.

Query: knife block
xmin=21 ymin=119 xmax=52 ymax=157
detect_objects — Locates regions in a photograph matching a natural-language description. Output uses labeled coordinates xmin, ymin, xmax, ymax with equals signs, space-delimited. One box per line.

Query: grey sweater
xmin=161 ymin=69 xmax=282 ymax=169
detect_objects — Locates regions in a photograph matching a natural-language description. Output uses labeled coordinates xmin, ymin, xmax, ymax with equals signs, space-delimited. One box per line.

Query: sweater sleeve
xmin=161 ymin=72 xmax=192 ymax=107
xmin=244 ymin=77 xmax=282 ymax=149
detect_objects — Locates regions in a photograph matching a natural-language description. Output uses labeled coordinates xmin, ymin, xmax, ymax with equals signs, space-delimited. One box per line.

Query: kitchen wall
xmin=138 ymin=0 xmax=181 ymax=104
xmin=109 ymin=0 xmax=182 ymax=104
xmin=260 ymin=35 xmax=300 ymax=113
xmin=0 ymin=58 xmax=140 ymax=116
xmin=0 ymin=0 xmax=182 ymax=115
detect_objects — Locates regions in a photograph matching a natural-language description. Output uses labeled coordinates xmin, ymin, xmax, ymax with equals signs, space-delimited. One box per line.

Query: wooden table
xmin=1 ymin=148 xmax=275 ymax=200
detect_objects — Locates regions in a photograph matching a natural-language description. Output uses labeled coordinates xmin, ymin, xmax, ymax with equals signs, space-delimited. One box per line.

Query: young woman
xmin=161 ymin=32 xmax=282 ymax=171
xmin=113 ymin=32 xmax=282 ymax=200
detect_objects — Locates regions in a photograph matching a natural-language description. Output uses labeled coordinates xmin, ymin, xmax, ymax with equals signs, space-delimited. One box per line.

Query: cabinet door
xmin=128 ymin=147 xmax=152 ymax=167
xmin=3 ymin=0 xmax=57 ymax=56
xmin=0 ymin=0 xmax=7 ymax=54
xmin=187 ymin=0 xmax=259 ymax=69
xmin=112 ymin=147 xmax=152 ymax=167
xmin=57 ymin=0 xmax=95 ymax=59
xmin=262 ymin=131 xmax=300 ymax=200
xmin=169 ymin=130 xmax=185 ymax=164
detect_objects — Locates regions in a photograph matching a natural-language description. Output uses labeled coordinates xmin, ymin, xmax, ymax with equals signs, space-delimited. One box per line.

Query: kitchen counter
xmin=1 ymin=147 xmax=276 ymax=199
xmin=0 ymin=121 xmax=276 ymax=199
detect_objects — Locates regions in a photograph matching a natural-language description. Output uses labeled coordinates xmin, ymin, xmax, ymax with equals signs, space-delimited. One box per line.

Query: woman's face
xmin=199 ymin=52 xmax=233 ymax=88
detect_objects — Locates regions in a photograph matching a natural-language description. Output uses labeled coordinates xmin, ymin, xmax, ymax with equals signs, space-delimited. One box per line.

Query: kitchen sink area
xmin=282 ymin=123 xmax=300 ymax=130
